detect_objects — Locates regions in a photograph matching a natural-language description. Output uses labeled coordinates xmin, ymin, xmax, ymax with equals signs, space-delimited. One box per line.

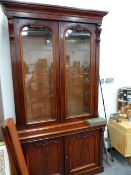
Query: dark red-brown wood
xmin=1 ymin=118 xmax=29 ymax=175
xmin=65 ymin=129 xmax=103 ymax=175
xmin=23 ymin=137 xmax=64 ymax=175
xmin=1 ymin=0 xmax=107 ymax=24
xmin=59 ymin=22 xmax=96 ymax=122
xmin=0 ymin=1 xmax=108 ymax=174
xmin=13 ymin=18 xmax=60 ymax=129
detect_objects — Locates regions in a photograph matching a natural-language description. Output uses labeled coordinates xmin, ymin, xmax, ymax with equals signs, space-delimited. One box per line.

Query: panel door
xmin=22 ymin=137 xmax=64 ymax=175
xmin=65 ymin=130 xmax=102 ymax=175
xmin=13 ymin=18 xmax=60 ymax=128
xmin=59 ymin=22 xmax=96 ymax=122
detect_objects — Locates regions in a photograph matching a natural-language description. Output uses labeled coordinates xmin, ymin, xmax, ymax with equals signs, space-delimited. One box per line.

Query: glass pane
xmin=65 ymin=28 xmax=90 ymax=118
xmin=21 ymin=26 xmax=55 ymax=123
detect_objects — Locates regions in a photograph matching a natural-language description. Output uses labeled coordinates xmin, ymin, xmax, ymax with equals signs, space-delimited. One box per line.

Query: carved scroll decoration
xmin=27 ymin=21 xmax=48 ymax=29
xmin=70 ymin=24 xmax=89 ymax=32
xmin=33 ymin=139 xmax=58 ymax=147
xmin=74 ymin=132 xmax=96 ymax=139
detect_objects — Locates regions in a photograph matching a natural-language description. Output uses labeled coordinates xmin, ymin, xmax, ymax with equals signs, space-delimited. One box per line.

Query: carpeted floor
xmin=98 ymin=150 xmax=131 ymax=175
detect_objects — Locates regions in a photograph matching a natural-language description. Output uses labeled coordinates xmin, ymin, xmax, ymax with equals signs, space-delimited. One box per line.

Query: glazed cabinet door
xmin=59 ymin=22 xmax=96 ymax=122
xmin=12 ymin=18 xmax=60 ymax=128
xmin=22 ymin=137 xmax=64 ymax=175
xmin=65 ymin=130 xmax=103 ymax=175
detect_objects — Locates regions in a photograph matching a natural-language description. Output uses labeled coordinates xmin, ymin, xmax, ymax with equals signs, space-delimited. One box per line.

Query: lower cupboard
xmin=22 ymin=128 xmax=103 ymax=175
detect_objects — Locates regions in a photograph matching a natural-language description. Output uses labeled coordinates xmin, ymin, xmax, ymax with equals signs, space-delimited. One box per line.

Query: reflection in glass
xmin=21 ymin=26 xmax=55 ymax=123
xmin=65 ymin=28 xmax=90 ymax=117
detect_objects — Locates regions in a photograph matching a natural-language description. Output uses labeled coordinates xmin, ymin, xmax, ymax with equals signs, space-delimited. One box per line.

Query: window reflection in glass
xmin=65 ymin=28 xmax=90 ymax=117
xmin=21 ymin=26 xmax=55 ymax=123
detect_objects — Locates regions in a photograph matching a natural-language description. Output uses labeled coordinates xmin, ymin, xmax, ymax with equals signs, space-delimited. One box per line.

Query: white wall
xmin=0 ymin=7 xmax=15 ymax=120
xmin=0 ymin=0 xmax=131 ymax=121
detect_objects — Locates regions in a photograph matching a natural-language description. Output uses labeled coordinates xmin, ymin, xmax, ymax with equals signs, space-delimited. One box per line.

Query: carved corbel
xmin=95 ymin=25 xmax=102 ymax=46
xmin=8 ymin=17 xmax=15 ymax=44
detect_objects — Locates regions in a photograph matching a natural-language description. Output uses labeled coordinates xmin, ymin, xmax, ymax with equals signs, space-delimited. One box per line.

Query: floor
xmin=98 ymin=150 xmax=131 ymax=175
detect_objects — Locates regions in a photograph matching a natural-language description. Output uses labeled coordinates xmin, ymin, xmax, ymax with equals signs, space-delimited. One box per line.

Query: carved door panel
xmin=65 ymin=130 xmax=102 ymax=175
xmin=23 ymin=137 xmax=64 ymax=175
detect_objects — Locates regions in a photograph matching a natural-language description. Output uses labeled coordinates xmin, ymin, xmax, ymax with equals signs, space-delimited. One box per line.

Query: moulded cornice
xmin=0 ymin=0 xmax=108 ymax=24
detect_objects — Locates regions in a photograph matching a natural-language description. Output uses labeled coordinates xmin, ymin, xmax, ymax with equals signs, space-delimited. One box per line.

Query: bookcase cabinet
xmin=0 ymin=1 xmax=108 ymax=174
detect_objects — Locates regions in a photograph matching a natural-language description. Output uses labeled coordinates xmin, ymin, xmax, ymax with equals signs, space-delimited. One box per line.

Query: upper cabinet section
xmin=0 ymin=0 xmax=108 ymax=129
